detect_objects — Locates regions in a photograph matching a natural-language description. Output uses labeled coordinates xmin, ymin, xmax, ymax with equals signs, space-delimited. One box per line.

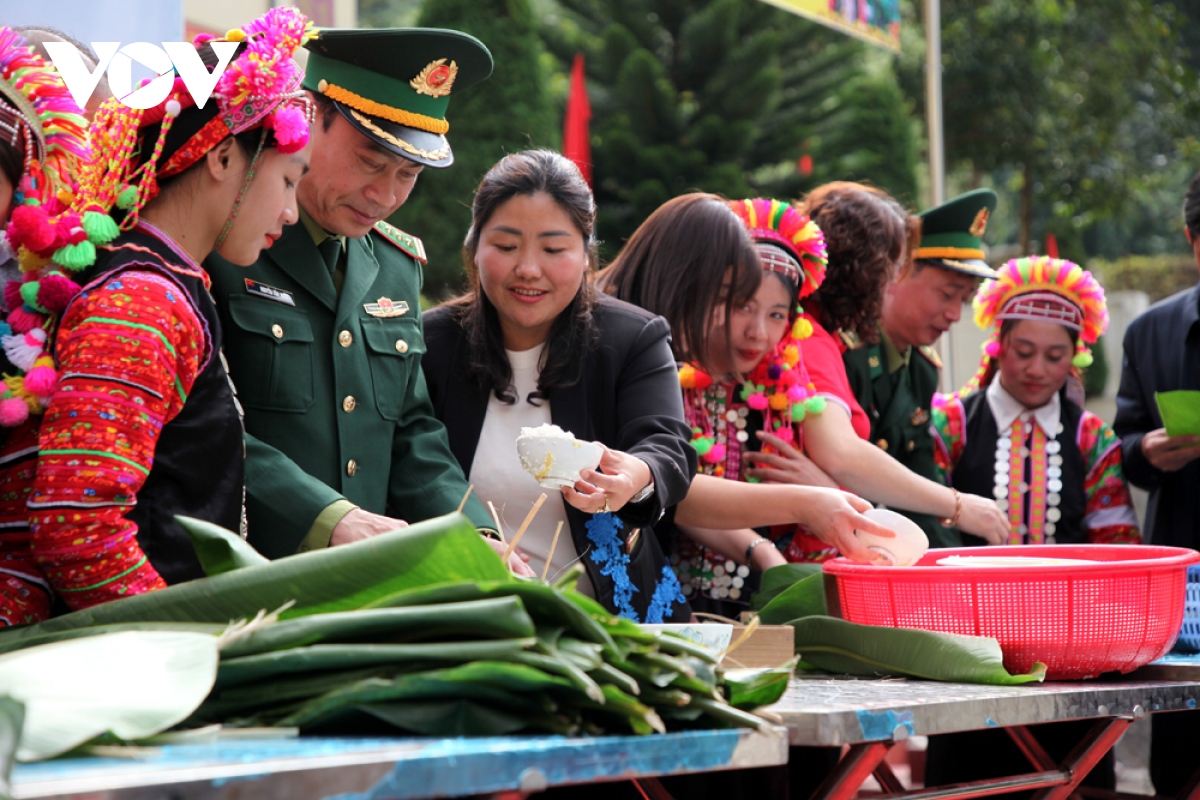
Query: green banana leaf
xmin=217 ymin=638 xmax=536 ymax=687
xmin=0 ymin=697 xmax=21 ymax=800
xmin=322 ymin=701 xmax=540 ymax=737
xmin=723 ymin=662 xmax=797 ymax=710
xmin=0 ymin=514 xmax=509 ymax=645
xmin=366 ymin=580 xmax=614 ymax=649
xmin=178 ymin=516 xmax=270 ymax=575
xmin=0 ymin=622 xmax=225 ymax=657
xmin=219 ymin=597 xmax=536 ymax=659
xmin=751 ymin=563 xmax=825 ymax=611
xmin=0 ymin=631 xmax=219 ymax=761
xmin=787 ymin=616 xmax=1046 ymax=685
xmin=756 ymin=573 xmax=828 ymax=625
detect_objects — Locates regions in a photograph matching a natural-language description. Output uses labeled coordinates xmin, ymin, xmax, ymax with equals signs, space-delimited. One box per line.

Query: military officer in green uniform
xmin=205 ymin=29 xmax=513 ymax=561
xmin=842 ymin=189 xmax=999 ymax=547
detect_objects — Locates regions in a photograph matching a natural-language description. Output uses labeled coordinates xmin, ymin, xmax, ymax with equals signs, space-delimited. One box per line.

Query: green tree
xmin=386 ymin=0 xmax=559 ymax=298
xmin=900 ymin=0 xmax=1200 ymax=253
xmin=540 ymin=0 xmax=920 ymax=258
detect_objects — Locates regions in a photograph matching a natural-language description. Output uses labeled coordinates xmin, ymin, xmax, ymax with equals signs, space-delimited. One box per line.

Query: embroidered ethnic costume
xmin=931 ymin=256 xmax=1139 ymax=546
xmin=0 ymin=10 xmax=313 ymax=624
xmin=673 ymin=199 xmax=831 ymax=606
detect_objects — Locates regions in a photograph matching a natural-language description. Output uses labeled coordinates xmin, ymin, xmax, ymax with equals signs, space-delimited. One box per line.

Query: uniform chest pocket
xmin=361 ymin=317 xmax=425 ymax=420
xmin=225 ymin=296 xmax=315 ymax=413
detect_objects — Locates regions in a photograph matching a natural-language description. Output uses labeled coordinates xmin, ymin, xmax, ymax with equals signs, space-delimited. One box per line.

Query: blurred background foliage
xmin=362 ymin=0 xmax=1200 ymax=301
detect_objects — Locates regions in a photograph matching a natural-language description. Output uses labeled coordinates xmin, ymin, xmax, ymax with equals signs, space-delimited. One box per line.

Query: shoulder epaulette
xmin=839 ymin=329 xmax=863 ymax=350
xmin=917 ymin=344 xmax=943 ymax=369
xmin=372 ymin=220 xmax=427 ymax=264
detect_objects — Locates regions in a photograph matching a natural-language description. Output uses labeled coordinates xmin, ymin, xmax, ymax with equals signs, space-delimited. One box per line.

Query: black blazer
xmin=423 ymin=293 xmax=695 ymax=621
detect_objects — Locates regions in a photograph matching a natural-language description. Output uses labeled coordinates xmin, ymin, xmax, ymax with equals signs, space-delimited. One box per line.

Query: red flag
xmin=563 ymin=53 xmax=592 ymax=188
xmin=1045 ymin=231 xmax=1059 ymax=258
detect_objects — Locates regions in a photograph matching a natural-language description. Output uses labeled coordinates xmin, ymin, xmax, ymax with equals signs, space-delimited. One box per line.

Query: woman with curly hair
xmin=745 ymin=183 xmax=1009 ymax=550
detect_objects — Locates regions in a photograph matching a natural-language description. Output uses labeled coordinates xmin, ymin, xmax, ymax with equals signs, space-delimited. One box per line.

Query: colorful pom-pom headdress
xmin=954 ymin=255 xmax=1108 ymax=399
xmin=0 ymin=9 xmax=314 ymax=429
xmin=728 ymin=198 xmax=828 ymax=300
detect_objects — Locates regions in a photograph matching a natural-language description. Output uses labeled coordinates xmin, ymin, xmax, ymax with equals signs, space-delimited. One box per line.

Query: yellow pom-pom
xmin=225 ymin=28 xmax=246 ymax=41
xmin=769 ymin=393 xmax=789 ymax=411
xmin=792 ymin=317 xmax=814 ymax=340
xmin=679 ymin=364 xmax=697 ymax=389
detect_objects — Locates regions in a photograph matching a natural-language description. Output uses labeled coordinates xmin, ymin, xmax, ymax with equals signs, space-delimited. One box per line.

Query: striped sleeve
xmin=1078 ymin=411 xmax=1141 ymax=544
xmin=29 ymin=270 xmax=207 ymax=610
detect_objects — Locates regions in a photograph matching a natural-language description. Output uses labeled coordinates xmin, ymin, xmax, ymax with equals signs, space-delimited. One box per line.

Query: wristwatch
xmin=629 ymin=480 xmax=655 ymax=504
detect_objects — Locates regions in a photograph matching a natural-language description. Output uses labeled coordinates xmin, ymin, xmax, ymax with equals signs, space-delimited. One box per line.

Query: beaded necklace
xmin=993 ymin=414 xmax=1065 ymax=544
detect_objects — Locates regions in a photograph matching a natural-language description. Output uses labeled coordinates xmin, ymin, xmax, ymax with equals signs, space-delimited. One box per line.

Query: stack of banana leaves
xmin=0 ymin=514 xmax=791 ymax=756
xmin=749 ymin=564 xmax=1046 ymax=685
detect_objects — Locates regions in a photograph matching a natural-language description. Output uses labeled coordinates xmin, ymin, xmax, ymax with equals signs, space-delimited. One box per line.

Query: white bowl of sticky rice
xmin=516 ymin=424 xmax=603 ymax=489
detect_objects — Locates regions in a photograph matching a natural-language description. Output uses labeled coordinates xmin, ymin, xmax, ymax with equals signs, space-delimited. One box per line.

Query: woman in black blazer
xmin=422 ymin=150 xmax=695 ymax=622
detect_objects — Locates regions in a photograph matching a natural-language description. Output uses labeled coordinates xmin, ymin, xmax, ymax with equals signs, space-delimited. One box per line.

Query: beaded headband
xmin=730 ymin=198 xmax=828 ymax=300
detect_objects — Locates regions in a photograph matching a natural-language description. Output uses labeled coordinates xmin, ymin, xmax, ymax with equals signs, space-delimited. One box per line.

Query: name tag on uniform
xmin=363 ymin=297 xmax=409 ymax=317
xmin=244 ymin=279 xmax=295 ymax=306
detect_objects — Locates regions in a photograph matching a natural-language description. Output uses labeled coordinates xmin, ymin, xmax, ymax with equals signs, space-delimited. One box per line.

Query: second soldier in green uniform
xmin=842 ymin=189 xmax=999 ymax=547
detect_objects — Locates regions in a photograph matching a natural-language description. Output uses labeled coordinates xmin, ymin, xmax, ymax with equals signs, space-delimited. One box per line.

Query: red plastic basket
xmin=824 ymin=544 xmax=1200 ymax=679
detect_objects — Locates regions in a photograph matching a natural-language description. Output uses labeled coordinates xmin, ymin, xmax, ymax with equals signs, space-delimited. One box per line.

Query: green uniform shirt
xmin=204 ymin=218 xmax=494 ymax=557
xmin=842 ymin=326 xmax=959 ymax=548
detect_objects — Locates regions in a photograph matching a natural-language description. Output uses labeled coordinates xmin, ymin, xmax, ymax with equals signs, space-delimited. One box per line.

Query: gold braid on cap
xmin=319 ymin=80 xmax=449 ymax=135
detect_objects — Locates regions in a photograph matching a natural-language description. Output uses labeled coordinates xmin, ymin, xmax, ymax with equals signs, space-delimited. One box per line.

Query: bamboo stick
xmin=487 ymin=501 xmax=505 ymax=543
xmin=456 ymin=485 xmax=474 ymax=514
xmin=541 ymin=521 xmax=565 ymax=582
xmin=503 ymin=493 xmax=546 ymax=564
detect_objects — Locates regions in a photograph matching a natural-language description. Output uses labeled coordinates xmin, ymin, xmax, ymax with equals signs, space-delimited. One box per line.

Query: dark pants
xmin=925 ymin=723 xmax=1115 ymax=800
xmin=1151 ymin=710 xmax=1200 ymax=796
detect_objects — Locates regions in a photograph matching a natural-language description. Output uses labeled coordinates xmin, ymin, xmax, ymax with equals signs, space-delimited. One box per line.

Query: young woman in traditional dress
xmin=1 ymin=10 xmax=315 ymax=620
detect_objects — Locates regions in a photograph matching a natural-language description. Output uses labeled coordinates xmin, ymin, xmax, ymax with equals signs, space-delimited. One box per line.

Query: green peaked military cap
xmin=914 ymin=188 xmax=999 ymax=279
xmin=303 ymin=28 xmax=493 ymax=168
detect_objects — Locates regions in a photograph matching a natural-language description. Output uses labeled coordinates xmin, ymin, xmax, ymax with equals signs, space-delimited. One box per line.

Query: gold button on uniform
xmin=338 ymin=330 xmax=353 ymax=347
xmin=271 ymin=323 xmax=284 ymax=339
xmin=876 ymin=439 xmax=888 ymax=451
xmin=395 ymin=339 xmax=409 ymax=354
xmin=342 ymin=396 xmax=356 ymax=413
xmin=346 ymin=459 xmax=358 ymax=476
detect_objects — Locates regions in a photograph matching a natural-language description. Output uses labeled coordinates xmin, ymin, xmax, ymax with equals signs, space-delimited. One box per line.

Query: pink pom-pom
xmin=0 ymin=397 xmax=29 ymax=427
xmin=984 ymin=340 xmax=1001 ymax=358
xmin=8 ymin=204 xmax=55 ymax=253
xmin=773 ymin=427 xmax=795 ymax=443
xmin=7 ymin=306 xmax=41 ymax=334
xmin=36 ymin=274 xmax=82 ymax=314
xmin=702 ymin=443 xmax=727 ymax=465
xmin=23 ymin=365 xmax=57 ymax=396
xmin=786 ymin=385 xmax=805 ymax=402
xmin=270 ymin=106 xmax=309 ymax=154
xmin=3 ymin=282 xmax=22 ymax=313
xmin=747 ymin=392 xmax=769 ymax=411
xmin=193 ymin=33 xmax=215 ymax=45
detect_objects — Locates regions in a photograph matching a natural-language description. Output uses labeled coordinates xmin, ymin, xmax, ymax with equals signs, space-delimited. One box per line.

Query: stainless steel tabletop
xmin=767 ymin=674 xmax=1200 ymax=746
xmin=1129 ymin=652 xmax=1200 ymax=681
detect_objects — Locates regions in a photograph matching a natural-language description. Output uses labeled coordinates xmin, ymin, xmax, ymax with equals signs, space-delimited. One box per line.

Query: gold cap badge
xmin=969 ymin=207 xmax=990 ymax=238
xmin=410 ymin=59 xmax=458 ymax=98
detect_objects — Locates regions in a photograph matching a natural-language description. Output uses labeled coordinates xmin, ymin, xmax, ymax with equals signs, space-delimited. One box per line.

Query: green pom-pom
xmin=805 ymin=396 xmax=827 ymax=414
xmin=746 ymin=476 xmax=761 ymax=484
xmin=53 ymin=241 xmax=96 ymax=271
xmin=116 ymin=186 xmax=138 ymax=210
xmin=19 ymin=281 xmax=46 ymax=313
xmin=692 ymin=437 xmax=714 ymax=457
xmin=791 ymin=404 xmax=807 ymax=422
xmin=82 ymin=210 xmax=119 ymax=244
xmin=1072 ymin=350 xmax=1094 ymax=369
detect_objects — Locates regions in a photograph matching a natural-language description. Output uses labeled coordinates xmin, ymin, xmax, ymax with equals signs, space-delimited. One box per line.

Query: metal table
xmin=767 ymin=673 xmax=1200 ymax=800
xmin=9 ymin=727 xmax=787 ymax=800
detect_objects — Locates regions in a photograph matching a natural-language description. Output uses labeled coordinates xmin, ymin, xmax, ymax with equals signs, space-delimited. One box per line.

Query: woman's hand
xmin=798 ymin=488 xmax=896 ymax=564
xmin=956 ymin=492 xmax=1010 ymax=545
xmin=483 ymin=536 xmax=538 ymax=577
xmin=744 ymin=431 xmax=841 ymax=489
xmin=562 ymin=444 xmax=653 ymax=515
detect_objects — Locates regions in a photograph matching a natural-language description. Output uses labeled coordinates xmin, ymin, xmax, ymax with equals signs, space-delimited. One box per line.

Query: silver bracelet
xmin=744 ymin=537 xmax=775 ymax=565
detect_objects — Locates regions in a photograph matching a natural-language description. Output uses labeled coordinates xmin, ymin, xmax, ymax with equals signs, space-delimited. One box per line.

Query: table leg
xmin=1030 ymin=718 xmax=1132 ymax=800
xmin=1176 ymin=764 xmax=1200 ymax=800
xmin=810 ymin=742 xmax=892 ymax=800
xmin=1006 ymin=726 xmax=1058 ymax=771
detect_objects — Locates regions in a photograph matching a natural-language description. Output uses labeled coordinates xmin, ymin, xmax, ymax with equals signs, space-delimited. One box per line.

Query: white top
xmin=469 ymin=343 xmax=591 ymax=594
xmin=987 ymin=379 xmax=1060 ymax=436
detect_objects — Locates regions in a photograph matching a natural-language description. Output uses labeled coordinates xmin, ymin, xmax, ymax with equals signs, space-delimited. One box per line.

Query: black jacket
xmin=423 ymin=293 xmax=695 ymax=622
xmin=1113 ymin=282 xmax=1200 ymax=549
